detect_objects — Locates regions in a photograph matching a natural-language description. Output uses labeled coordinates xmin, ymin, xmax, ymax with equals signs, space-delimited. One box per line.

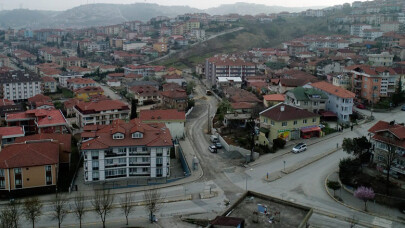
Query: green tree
xmin=54 ymin=101 xmax=63 ymax=110
xmin=186 ymin=81 xmax=196 ymax=95
xmin=338 ymin=158 xmax=360 ymax=185
xmin=217 ymin=100 xmax=232 ymax=121
xmin=130 ymin=99 xmax=138 ymax=119
xmin=342 ymin=137 xmax=371 ymax=160
xmin=327 ymin=180 xmax=341 ymax=197
xmin=23 ymin=198 xmax=43 ymax=228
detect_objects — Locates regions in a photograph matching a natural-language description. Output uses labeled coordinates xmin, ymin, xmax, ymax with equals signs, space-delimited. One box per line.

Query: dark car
xmin=401 ymin=105 xmax=405 ymax=111
xmin=215 ymin=142 xmax=222 ymax=149
xmin=356 ymin=104 xmax=366 ymax=109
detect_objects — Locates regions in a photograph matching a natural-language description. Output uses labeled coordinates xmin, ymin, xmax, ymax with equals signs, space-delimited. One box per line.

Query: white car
xmin=292 ymin=143 xmax=307 ymax=153
xmin=208 ymin=145 xmax=217 ymax=153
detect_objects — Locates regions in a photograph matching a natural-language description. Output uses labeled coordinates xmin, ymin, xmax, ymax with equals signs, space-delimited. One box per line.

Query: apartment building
xmin=367 ymin=52 xmax=394 ymax=67
xmin=58 ymin=72 xmax=84 ymax=88
xmin=0 ymin=141 xmax=59 ymax=195
xmin=66 ymin=78 xmax=96 ymax=90
xmin=350 ymin=24 xmax=372 ymax=37
xmin=310 ymin=81 xmax=355 ymax=123
xmin=81 ymin=119 xmax=172 ymax=182
xmin=42 ymin=76 xmax=57 ymax=93
xmin=285 ymin=87 xmax=328 ymax=113
xmin=74 ymin=99 xmax=130 ymax=127
xmin=205 ymin=55 xmax=256 ymax=85
xmin=348 ymin=65 xmax=399 ymax=104
xmin=59 ymin=57 xmax=88 ymax=68
xmin=0 ymin=71 xmax=42 ymax=101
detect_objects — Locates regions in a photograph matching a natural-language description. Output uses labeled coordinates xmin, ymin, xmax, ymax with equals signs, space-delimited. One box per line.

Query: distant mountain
xmin=0 ymin=2 xmax=323 ymax=29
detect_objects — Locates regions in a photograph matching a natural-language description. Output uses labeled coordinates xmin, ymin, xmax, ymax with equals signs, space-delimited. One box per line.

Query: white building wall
xmin=3 ymin=81 xmax=42 ymax=100
xmin=164 ymin=121 xmax=185 ymax=139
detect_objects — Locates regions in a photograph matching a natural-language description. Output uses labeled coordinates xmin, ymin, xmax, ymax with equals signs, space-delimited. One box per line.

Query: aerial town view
xmin=0 ymin=0 xmax=404 ymax=227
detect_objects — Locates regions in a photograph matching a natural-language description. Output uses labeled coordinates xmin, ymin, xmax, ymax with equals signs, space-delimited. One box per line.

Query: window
xmin=92 ymin=171 xmax=99 ymax=180
xmin=91 ymin=151 xmax=99 ymax=159
xmin=293 ymin=120 xmax=297 ymax=125
xmin=92 ymin=161 xmax=99 ymax=170
xmin=312 ymin=118 xmax=316 ymax=123
xmin=156 ymin=157 xmax=163 ymax=165
xmin=132 ymin=132 xmax=143 ymax=138
xmin=282 ymin=122 xmax=287 ymax=126
xmin=142 ymin=157 xmax=149 ymax=163
xmin=119 ymin=158 xmax=126 ymax=164
xmin=304 ymin=101 xmax=308 ymax=105
xmin=364 ymin=85 xmax=367 ymax=89
xmin=113 ymin=133 xmax=124 ymax=139
xmin=14 ymin=168 xmax=21 ymax=174
xmin=270 ymin=120 xmax=275 ymax=125
xmin=142 ymin=167 xmax=149 ymax=172
xmin=129 ymin=147 xmax=137 ymax=153
xmin=303 ymin=119 xmax=307 ymax=124
xmin=106 ymin=159 xmax=113 ymax=165
xmin=45 ymin=165 xmax=52 ymax=172
xmin=374 ymin=79 xmax=378 ymax=83
xmin=142 ymin=147 xmax=147 ymax=152
xmin=118 ymin=148 xmax=126 ymax=154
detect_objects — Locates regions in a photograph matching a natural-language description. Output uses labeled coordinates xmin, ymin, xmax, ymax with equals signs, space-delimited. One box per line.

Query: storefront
xmin=300 ymin=126 xmax=321 ymax=139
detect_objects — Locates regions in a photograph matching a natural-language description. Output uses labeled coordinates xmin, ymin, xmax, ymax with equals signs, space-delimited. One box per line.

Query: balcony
xmin=260 ymin=122 xmax=272 ymax=128
xmin=104 ymin=152 xmax=126 ymax=158
xmin=129 ymin=163 xmax=150 ymax=166
xmin=105 ymin=163 xmax=126 ymax=168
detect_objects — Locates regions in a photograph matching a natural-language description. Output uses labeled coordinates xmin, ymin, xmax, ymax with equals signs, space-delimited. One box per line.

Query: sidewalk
xmin=325 ymin=171 xmax=405 ymax=223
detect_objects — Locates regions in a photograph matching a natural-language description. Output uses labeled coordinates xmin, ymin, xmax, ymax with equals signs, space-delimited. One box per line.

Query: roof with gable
xmin=279 ymin=78 xmax=310 ymax=87
xmin=225 ymin=87 xmax=261 ymax=103
xmin=28 ymin=94 xmax=52 ymax=103
xmin=231 ymin=102 xmax=256 ymax=110
xmin=81 ymin=119 xmax=172 ymax=150
xmin=286 ymin=87 xmax=328 ymax=101
xmin=0 ymin=99 xmax=15 ymax=106
xmin=67 ymin=77 xmax=96 ymax=84
xmin=0 ymin=126 xmax=24 ymax=138
xmin=74 ymin=86 xmax=104 ymax=94
xmin=368 ymin=120 xmax=405 ymax=148
xmin=347 ymin=65 xmax=397 ymax=76
xmin=6 ymin=109 xmax=67 ymax=127
xmin=0 ymin=141 xmax=59 ymax=168
xmin=260 ymin=103 xmax=319 ymax=121
xmin=139 ymin=109 xmax=185 ymax=122
xmin=160 ymin=89 xmax=187 ymax=99
xmin=108 ymin=72 xmax=125 ymax=77
xmin=310 ymin=81 xmax=355 ymax=99
xmin=162 ymin=83 xmax=182 ymax=91
xmin=42 ymin=76 xmax=57 ymax=82
xmin=75 ymin=99 xmax=129 ymax=114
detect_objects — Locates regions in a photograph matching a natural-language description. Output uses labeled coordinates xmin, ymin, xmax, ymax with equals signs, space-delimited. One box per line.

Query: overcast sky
xmin=0 ymin=0 xmax=361 ymax=11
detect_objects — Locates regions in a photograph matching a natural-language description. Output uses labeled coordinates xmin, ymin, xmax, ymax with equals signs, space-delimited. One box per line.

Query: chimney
xmin=280 ymin=106 xmax=285 ymax=112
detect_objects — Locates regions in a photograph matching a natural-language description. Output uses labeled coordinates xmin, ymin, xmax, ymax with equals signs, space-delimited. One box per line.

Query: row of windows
xmin=271 ymin=118 xmax=317 ymax=127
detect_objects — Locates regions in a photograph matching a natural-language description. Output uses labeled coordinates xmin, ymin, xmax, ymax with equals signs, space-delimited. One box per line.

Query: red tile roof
xmin=63 ymin=98 xmax=80 ymax=109
xmin=28 ymin=94 xmax=52 ymax=103
xmin=7 ymin=109 xmax=67 ymax=127
xmin=139 ymin=109 xmax=185 ymax=121
xmin=108 ymin=73 xmax=125 ymax=77
xmin=0 ymin=126 xmax=24 ymax=138
xmin=162 ymin=83 xmax=182 ymax=91
xmin=160 ymin=89 xmax=187 ymax=99
xmin=260 ymin=103 xmax=319 ymax=121
xmin=0 ymin=99 xmax=15 ymax=106
xmin=368 ymin=121 xmax=405 ymax=139
xmin=0 ymin=142 xmax=59 ymax=168
xmin=125 ymin=73 xmax=143 ymax=79
xmin=311 ymin=81 xmax=355 ymax=99
xmin=81 ymin=119 xmax=172 ymax=150
xmin=74 ymin=86 xmax=104 ymax=94
xmin=263 ymin=94 xmax=285 ymax=101
xmin=348 ymin=65 xmax=397 ymax=76
xmin=42 ymin=76 xmax=57 ymax=82
xmin=67 ymin=78 xmax=96 ymax=84
xmin=231 ymin=102 xmax=255 ymax=109
xmin=75 ymin=99 xmax=129 ymax=113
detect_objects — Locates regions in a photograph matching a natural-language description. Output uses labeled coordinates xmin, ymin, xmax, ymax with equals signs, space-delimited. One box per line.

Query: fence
xmin=177 ymin=140 xmax=191 ymax=177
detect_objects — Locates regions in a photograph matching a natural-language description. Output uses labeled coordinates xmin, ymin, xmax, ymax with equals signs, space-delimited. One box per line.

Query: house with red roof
xmin=310 ymin=81 xmax=355 ymax=123
xmin=0 ymin=126 xmax=24 ymax=145
xmin=63 ymin=98 xmax=80 ymax=118
xmin=139 ymin=109 xmax=185 ymax=139
xmin=160 ymin=89 xmax=187 ymax=111
xmin=66 ymin=78 xmax=96 ymax=90
xmin=129 ymin=85 xmax=161 ymax=106
xmin=5 ymin=109 xmax=69 ymax=135
xmin=74 ymin=99 xmax=130 ymax=127
xmin=42 ymin=76 xmax=57 ymax=93
xmin=259 ymin=103 xmax=320 ymax=145
xmin=0 ymin=141 xmax=59 ymax=194
xmin=27 ymin=94 xmax=54 ymax=109
xmin=263 ymin=94 xmax=285 ymax=107
xmin=74 ymin=86 xmax=104 ymax=101
xmin=0 ymin=99 xmax=23 ymax=117
xmin=81 ymin=119 xmax=172 ymax=182
xmin=223 ymin=102 xmax=256 ymax=128
xmin=368 ymin=120 xmax=405 ymax=179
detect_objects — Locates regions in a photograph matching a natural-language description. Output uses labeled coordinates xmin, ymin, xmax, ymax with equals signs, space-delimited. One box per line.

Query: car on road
xmin=356 ymin=104 xmax=366 ymax=109
xmin=208 ymin=145 xmax=217 ymax=153
xmin=292 ymin=143 xmax=307 ymax=153
xmin=215 ymin=142 xmax=222 ymax=149
xmin=401 ymin=105 xmax=405 ymax=111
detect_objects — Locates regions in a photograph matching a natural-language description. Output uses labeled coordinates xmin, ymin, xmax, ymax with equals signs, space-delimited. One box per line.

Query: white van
xmin=210 ymin=135 xmax=219 ymax=143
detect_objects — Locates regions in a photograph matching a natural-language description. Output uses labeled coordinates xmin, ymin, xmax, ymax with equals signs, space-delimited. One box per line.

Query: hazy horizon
xmin=0 ymin=0 xmax=364 ymax=11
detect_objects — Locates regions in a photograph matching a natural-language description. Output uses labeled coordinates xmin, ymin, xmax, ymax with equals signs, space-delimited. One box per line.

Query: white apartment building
xmin=367 ymin=52 xmax=394 ymax=67
xmin=310 ymin=81 xmax=355 ymax=123
xmin=81 ymin=119 xmax=173 ymax=182
xmin=74 ymin=99 xmax=130 ymax=128
xmin=350 ymin=24 xmax=372 ymax=37
xmin=0 ymin=71 xmax=42 ymax=101
xmin=58 ymin=72 xmax=84 ymax=88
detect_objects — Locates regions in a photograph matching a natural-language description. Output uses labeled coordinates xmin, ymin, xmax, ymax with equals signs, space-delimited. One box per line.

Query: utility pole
xmin=208 ymin=105 xmax=211 ymax=134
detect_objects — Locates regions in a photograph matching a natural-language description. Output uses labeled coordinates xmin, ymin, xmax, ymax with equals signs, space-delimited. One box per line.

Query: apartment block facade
xmin=0 ymin=71 xmax=43 ymax=101
xmin=81 ymin=119 xmax=172 ymax=182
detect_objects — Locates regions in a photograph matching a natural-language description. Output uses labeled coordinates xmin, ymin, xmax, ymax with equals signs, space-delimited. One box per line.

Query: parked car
xmin=356 ymin=104 xmax=366 ymax=109
xmin=292 ymin=143 xmax=307 ymax=153
xmin=215 ymin=142 xmax=222 ymax=149
xmin=210 ymin=135 xmax=219 ymax=143
xmin=208 ymin=145 xmax=217 ymax=153
xmin=401 ymin=105 xmax=405 ymax=111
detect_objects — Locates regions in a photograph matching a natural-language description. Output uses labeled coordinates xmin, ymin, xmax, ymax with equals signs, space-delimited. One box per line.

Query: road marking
xmin=372 ymin=217 xmax=393 ymax=228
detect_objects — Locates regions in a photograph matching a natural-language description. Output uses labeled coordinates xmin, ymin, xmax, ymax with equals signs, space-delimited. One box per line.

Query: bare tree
xmin=50 ymin=194 xmax=69 ymax=228
xmin=0 ymin=200 xmax=20 ymax=228
xmin=143 ymin=188 xmax=165 ymax=223
xmin=72 ymin=193 xmax=86 ymax=228
xmin=91 ymin=190 xmax=115 ymax=228
xmin=22 ymin=197 xmax=42 ymax=228
xmin=381 ymin=141 xmax=399 ymax=194
xmin=120 ymin=192 xmax=135 ymax=225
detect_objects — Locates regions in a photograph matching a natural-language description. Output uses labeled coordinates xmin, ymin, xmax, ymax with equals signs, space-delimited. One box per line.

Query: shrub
xmin=339 ymin=158 xmax=360 ymax=185
xmin=272 ymin=138 xmax=286 ymax=150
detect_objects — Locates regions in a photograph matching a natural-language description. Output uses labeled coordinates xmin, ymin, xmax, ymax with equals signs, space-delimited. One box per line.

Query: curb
xmin=324 ymin=171 xmax=405 ymax=226
xmin=263 ymin=147 xmax=340 ymax=182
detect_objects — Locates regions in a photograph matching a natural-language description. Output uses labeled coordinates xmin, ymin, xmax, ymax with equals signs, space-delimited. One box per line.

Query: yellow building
xmin=0 ymin=141 xmax=59 ymax=193
xmin=74 ymin=86 xmax=104 ymax=101
xmin=186 ymin=20 xmax=201 ymax=32
xmin=153 ymin=42 xmax=168 ymax=53
xmin=259 ymin=103 xmax=321 ymax=146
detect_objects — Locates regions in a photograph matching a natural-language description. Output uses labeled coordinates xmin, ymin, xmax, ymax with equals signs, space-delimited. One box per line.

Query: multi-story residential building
xmin=139 ymin=109 xmax=186 ymax=139
xmin=27 ymin=94 xmax=53 ymax=109
xmin=58 ymin=72 xmax=84 ymax=88
xmin=368 ymin=121 xmax=405 ymax=179
xmin=5 ymin=109 xmax=69 ymax=135
xmin=285 ymin=87 xmax=328 ymax=113
xmin=332 ymin=74 xmax=352 ymax=89
xmin=81 ymin=119 xmax=173 ymax=182
xmin=0 ymin=141 xmax=59 ymax=195
xmin=59 ymin=57 xmax=88 ymax=68
xmin=129 ymin=85 xmax=161 ymax=106
xmin=42 ymin=76 xmax=57 ymax=93
xmin=350 ymin=24 xmax=372 ymax=37
xmin=362 ymin=29 xmax=383 ymax=40
xmin=66 ymin=78 xmax=96 ymax=90
xmin=380 ymin=22 xmax=400 ymax=33
xmin=160 ymin=89 xmax=188 ymax=111
xmin=258 ymin=103 xmax=320 ymax=146
xmin=0 ymin=99 xmax=23 ymax=117
xmin=286 ymin=43 xmax=308 ymax=56
xmin=0 ymin=71 xmax=42 ymax=101
xmin=123 ymin=65 xmax=156 ymax=77
xmin=185 ymin=19 xmax=200 ymax=32
xmin=310 ymin=81 xmax=355 ymax=123
xmin=367 ymin=52 xmax=394 ymax=67
xmin=348 ymin=65 xmax=399 ymax=104
xmin=205 ymin=55 xmax=256 ymax=85
xmin=263 ymin=94 xmax=285 ymax=107
xmin=74 ymin=99 xmax=130 ymax=127
xmin=0 ymin=126 xmax=24 ymax=145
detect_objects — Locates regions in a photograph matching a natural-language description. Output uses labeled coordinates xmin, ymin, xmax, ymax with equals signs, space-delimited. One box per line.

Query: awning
xmin=319 ymin=111 xmax=337 ymax=117
xmin=301 ymin=126 xmax=321 ymax=133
